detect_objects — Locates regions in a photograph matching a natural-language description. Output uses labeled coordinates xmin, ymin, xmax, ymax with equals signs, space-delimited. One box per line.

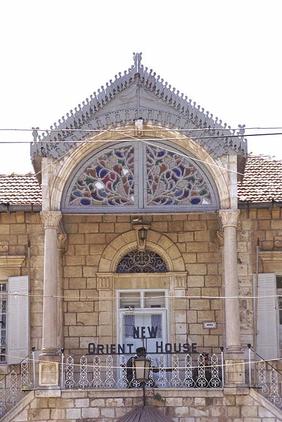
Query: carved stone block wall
xmin=0 ymin=211 xmax=44 ymax=350
xmin=62 ymin=213 xmax=223 ymax=356
xmin=5 ymin=388 xmax=282 ymax=421
xmin=238 ymin=207 xmax=282 ymax=348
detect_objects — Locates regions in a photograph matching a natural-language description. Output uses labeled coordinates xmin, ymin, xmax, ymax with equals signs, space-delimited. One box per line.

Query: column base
xmin=224 ymin=350 xmax=246 ymax=387
xmin=39 ymin=350 xmax=60 ymax=388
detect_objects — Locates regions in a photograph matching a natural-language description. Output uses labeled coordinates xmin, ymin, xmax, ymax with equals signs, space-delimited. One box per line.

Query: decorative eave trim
xmin=0 ymin=204 xmax=41 ymax=212
xmin=31 ymin=53 xmax=247 ymax=160
xmin=0 ymin=256 xmax=25 ymax=268
xmin=238 ymin=201 xmax=282 ymax=209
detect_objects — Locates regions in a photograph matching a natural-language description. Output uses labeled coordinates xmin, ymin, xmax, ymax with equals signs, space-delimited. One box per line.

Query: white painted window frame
xmin=116 ymin=289 xmax=169 ymax=352
xmin=256 ymin=273 xmax=279 ymax=360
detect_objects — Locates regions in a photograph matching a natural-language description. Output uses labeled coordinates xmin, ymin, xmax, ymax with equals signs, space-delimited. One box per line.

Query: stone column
xmin=57 ymin=233 xmax=66 ymax=349
xmin=219 ymin=209 xmax=245 ymax=385
xmin=39 ymin=211 xmax=62 ymax=387
xmin=41 ymin=211 xmax=62 ymax=352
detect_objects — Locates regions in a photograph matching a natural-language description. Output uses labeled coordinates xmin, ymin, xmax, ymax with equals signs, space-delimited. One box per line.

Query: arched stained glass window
xmin=116 ymin=250 xmax=168 ymax=273
xmin=62 ymin=141 xmax=218 ymax=213
xmin=68 ymin=144 xmax=134 ymax=207
xmin=145 ymin=144 xmax=212 ymax=206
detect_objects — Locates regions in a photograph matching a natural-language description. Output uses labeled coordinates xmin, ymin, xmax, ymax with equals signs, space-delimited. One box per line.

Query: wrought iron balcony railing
xmin=62 ymin=352 xmax=224 ymax=390
xmin=247 ymin=345 xmax=282 ymax=409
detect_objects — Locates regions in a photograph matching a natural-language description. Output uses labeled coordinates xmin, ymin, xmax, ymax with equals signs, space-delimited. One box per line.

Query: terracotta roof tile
xmin=0 ymin=173 xmax=41 ymax=206
xmin=238 ymin=155 xmax=282 ymax=203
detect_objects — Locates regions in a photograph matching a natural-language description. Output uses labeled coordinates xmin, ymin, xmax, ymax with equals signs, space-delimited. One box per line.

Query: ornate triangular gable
xmin=31 ymin=53 xmax=247 ymax=161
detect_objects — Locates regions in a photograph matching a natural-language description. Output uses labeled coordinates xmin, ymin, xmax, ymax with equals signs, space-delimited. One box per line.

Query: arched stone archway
xmin=95 ymin=229 xmax=187 ymax=350
xmin=47 ymin=125 xmax=231 ymax=212
xmin=97 ymin=230 xmax=185 ymax=273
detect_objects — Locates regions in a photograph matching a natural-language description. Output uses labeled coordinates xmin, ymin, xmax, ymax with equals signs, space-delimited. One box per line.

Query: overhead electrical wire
xmin=1 ymin=351 xmax=281 ymax=371
xmin=0 ymin=126 xmax=280 ymax=174
xmin=1 ymin=131 xmax=282 ymax=143
xmin=1 ymin=291 xmax=282 ymax=301
xmin=0 ymin=125 xmax=282 ymax=133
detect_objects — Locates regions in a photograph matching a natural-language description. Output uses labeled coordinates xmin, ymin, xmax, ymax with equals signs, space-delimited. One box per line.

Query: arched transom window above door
xmin=116 ymin=250 xmax=168 ymax=273
xmin=62 ymin=141 xmax=219 ymax=213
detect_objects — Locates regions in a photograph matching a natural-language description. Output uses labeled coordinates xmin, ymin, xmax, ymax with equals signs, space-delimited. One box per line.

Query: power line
xmin=2 ymin=291 xmax=282 ymax=301
xmin=0 ymin=126 xmax=282 ymax=133
xmin=1 ymin=128 xmax=281 ymax=189
xmin=1 ymin=351 xmax=281 ymax=370
xmin=1 ymin=131 xmax=282 ymax=143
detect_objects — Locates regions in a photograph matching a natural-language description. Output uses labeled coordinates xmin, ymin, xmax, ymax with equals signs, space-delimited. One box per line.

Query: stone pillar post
xmin=39 ymin=211 xmax=62 ymax=387
xmin=57 ymin=233 xmax=66 ymax=349
xmin=219 ymin=209 xmax=241 ymax=352
xmin=97 ymin=274 xmax=114 ymax=345
xmin=171 ymin=273 xmax=188 ymax=346
xmin=219 ymin=209 xmax=245 ymax=385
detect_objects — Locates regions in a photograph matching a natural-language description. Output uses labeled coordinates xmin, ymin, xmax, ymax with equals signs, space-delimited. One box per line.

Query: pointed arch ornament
xmin=61 ymin=141 xmax=219 ymax=213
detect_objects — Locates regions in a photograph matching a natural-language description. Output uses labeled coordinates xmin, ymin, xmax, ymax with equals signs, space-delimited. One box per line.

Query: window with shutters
xmin=6 ymin=276 xmax=29 ymax=365
xmin=256 ymin=273 xmax=279 ymax=360
xmin=276 ymin=276 xmax=282 ymax=351
xmin=0 ymin=283 xmax=7 ymax=363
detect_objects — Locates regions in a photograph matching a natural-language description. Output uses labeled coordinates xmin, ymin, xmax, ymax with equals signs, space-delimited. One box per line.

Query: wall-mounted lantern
xmin=132 ymin=218 xmax=150 ymax=250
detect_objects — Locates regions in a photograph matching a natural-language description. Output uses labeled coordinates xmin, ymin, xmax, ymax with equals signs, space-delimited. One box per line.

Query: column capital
xmin=41 ymin=211 xmax=62 ymax=230
xmin=219 ymin=209 xmax=240 ymax=228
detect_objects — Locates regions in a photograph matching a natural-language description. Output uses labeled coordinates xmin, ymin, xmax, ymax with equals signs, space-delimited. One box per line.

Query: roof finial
xmin=133 ymin=52 xmax=142 ymax=73
xmin=237 ymin=124 xmax=246 ymax=136
xmin=32 ymin=127 xmax=39 ymax=143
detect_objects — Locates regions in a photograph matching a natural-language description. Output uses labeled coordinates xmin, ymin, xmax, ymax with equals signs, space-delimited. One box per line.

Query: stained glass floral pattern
xmin=145 ymin=145 xmax=212 ymax=206
xmin=116 ymin=250 xmax=167 ymax=273
xmin=68 ymin=145 xmax=134 ymax=207
xmin=65 ymin=142 xmax=216 ymax=211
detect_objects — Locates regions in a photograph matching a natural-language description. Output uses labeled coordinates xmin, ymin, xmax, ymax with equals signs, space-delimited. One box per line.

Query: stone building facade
xmin=0 ymin=54 xmax=282 ymax=421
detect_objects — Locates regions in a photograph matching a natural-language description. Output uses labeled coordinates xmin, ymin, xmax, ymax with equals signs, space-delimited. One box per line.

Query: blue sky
xmin=1 ymin=0 xmax=282 ymax=173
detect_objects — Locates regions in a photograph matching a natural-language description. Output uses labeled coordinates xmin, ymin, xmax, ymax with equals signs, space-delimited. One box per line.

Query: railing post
xmin=32 ymin=347 xmax=36 ymax=389
xmin=247 ymin=344 xmax=252 ymax=387
xmin=60 ymin=348 xmax=64 ymax=389
xmin=220 ymin=347 xmax=224 ymax=388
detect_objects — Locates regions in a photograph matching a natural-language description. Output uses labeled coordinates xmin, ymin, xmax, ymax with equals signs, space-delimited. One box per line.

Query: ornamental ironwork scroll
xmin=68 ymin=145 xmax=135 ymax=207
xmin=116 ymin=250 xmax=167 ymax=273
xmin=145 ymin=144 xmax=212 ymax=206
xmin=61 ymin=353 xmax=223 ymax=390
xmin=63 ymin=142 xmax=218 ymax=213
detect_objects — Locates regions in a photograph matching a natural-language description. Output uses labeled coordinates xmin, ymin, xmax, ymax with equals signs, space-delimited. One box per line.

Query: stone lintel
xmin=0 ymin=255 xmax=25 ymax=268
xmin=259 ymin=250 xmax=282 ymax=273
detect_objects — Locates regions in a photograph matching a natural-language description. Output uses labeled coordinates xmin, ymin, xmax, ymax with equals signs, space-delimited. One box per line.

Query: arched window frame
xmin=116 ymin=249 xmax=168 ymax=273
xmin=61 ymin=141 xmax=219 ymax=213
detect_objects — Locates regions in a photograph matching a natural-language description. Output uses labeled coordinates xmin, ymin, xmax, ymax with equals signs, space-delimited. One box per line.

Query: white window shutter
xmin=256 ymin=273 xmax=278 ymax=360
xmin=7 ymin=276 xmax=29 ymax=364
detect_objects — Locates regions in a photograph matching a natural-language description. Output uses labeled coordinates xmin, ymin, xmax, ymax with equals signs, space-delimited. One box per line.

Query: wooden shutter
xmin=7 ymin=276 xmax=29 ymax=364
xmin=256 ymin=273 xmax=279 ymax=360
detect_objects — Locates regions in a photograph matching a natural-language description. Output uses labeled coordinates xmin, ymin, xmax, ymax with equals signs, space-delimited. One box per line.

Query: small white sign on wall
xmin=203 ymin=321 xmax=217 ymax=329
